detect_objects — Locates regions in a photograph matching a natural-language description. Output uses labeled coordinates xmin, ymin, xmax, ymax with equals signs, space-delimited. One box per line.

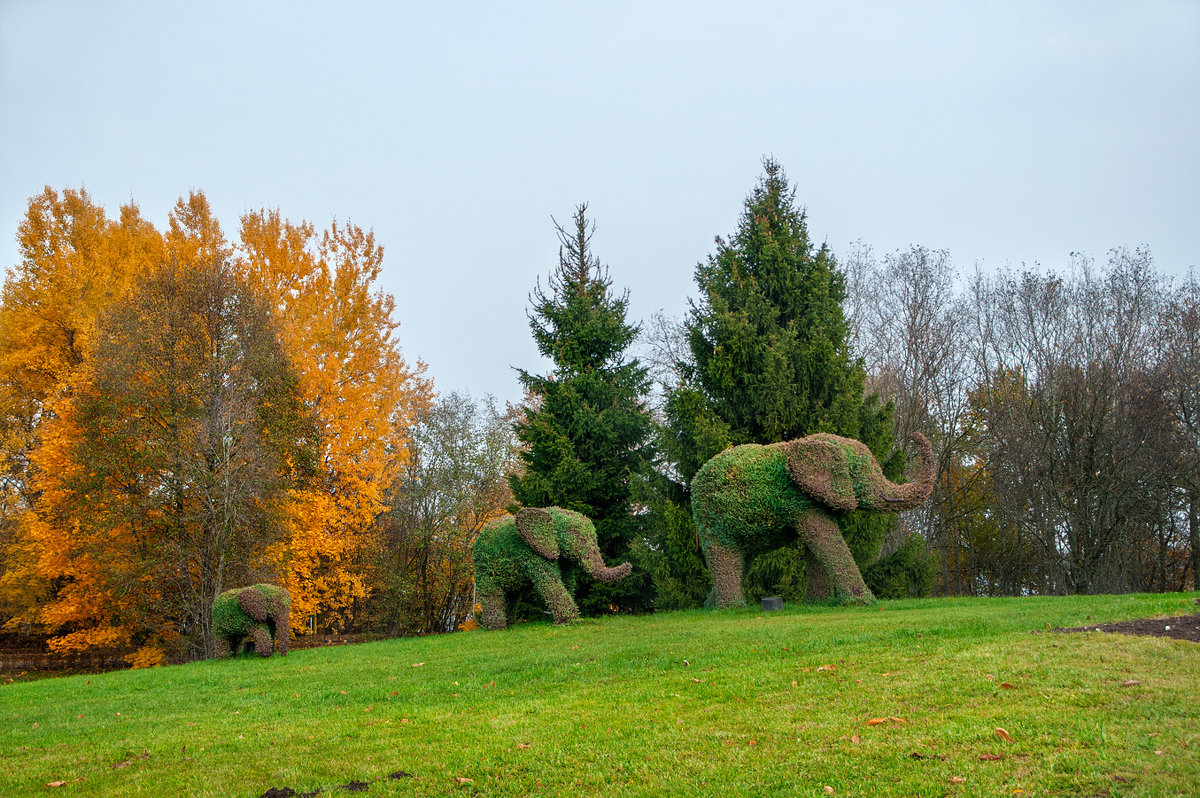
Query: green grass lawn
xmin=3 ymin=594 xmax=1198 ymax=797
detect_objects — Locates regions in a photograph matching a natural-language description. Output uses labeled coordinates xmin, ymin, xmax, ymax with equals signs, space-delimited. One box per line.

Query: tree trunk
xmin=1190 ymin=488 xmax=1200 ymax=591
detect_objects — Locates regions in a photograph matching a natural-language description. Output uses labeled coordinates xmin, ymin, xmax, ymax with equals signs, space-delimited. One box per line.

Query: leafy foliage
xmin=863 ymin=533 xmax=938 ymax=599
xmin=28 ymin=253 xmax=311 ymax=663
xmin=0 ymin=189 xmax=162 ymax=626
xmin=237 ymin=209 xmax=434 ymax=629
xmin=0 ymin=188 xmax=429 ymax=659
xmin=370 ymin=392 xmax=518 ymax=635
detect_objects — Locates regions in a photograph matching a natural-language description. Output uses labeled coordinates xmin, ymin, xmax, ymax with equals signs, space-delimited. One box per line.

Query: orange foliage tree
xmin=1 ymin=188 xmax=430 ymax=660
xmin=238 ymin=209 xmax=432 ymax=629
xmin=28 ymin=256 xmax=312 ymax=664
xmin=0 ymin=188 xmax=162 ymax=625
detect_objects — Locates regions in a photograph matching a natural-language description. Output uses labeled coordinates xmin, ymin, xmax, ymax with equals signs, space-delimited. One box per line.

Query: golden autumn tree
xmin=238 ymin=209 xmax=432 ymax=628
xmin=0 ymin=188 xmax=161 ymax=624
xmin=28 ymin=255 xmax=312 ymax=665
xmin=1 ymin=188 xmax=429 ymax=656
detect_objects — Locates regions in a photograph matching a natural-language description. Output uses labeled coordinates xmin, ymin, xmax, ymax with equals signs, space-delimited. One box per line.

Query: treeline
xmin=843 ymin=243 xmax=1198 ymax=596
xmin=1 ymin=162 xmax=1195 ymax=665
xmin=0 ymin=188 xmax=519 ymax=665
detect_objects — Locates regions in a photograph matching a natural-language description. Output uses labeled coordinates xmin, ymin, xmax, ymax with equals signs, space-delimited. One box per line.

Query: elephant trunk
xmin=870 ymin=432 xmax=936 ymax=512
xmin=582 ymin=549 xmax=633 ymax=584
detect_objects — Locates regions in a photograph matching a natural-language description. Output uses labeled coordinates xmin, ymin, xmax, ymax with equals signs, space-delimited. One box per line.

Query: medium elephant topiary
xmin=692 ymin=432 xmax=934 ymax=608
xmin=212 ymin=584 xmax=291 ymax=658
xmin=472 ymin=507 xmax=632 ymax=630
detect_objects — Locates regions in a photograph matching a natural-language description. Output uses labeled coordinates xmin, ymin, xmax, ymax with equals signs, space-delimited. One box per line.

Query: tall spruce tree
xmin=669 ymin=158 xmax=899 ymax=601
xmin=510 ymin=204 xmax=654 ymax=614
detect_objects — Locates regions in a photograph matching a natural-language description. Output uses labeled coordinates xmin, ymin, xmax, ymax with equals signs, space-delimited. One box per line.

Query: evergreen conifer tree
xmin=510 ymin=204 xmax=654 ymax=614
xmin=668 ymin=159 xmax=899 ymax=601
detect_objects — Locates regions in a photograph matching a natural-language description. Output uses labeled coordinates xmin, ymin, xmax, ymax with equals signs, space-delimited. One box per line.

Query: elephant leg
xmin=479 ymin=589 xmax=507 ymax=631
xmin=797 ymin=511 xmax=873 ymax=604
xmin=270 ymin=596 xmax=290 ymax=656
xmin=527 ymin=559 xmax=579 ymax=624
xmin=251 ymin=625 xmax=273 ymax=657
xmin=214 ymin=636 xmax=232 ymax=659
xmin=704 ymin=542 xmax=746 ymax=609
xmin=804 ymin=545 xmax=833 ymax=601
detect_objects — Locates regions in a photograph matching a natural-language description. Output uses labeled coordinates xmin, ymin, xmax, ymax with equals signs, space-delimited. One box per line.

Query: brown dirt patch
xmin=1053 ymin=613 xmax=1200 ymax=643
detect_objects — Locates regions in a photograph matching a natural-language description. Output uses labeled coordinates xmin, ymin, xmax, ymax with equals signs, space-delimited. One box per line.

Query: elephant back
xmin=692 ymin=444 xmax=811 ymax=548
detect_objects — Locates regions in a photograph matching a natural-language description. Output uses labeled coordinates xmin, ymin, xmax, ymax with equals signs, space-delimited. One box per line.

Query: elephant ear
xmin=783 ymin=434 xmax=860 ymax=512
xmin=238 ymin=587 xmax=269 ymax=623
xmin=516 ymin=508 xmax=559 ymax=560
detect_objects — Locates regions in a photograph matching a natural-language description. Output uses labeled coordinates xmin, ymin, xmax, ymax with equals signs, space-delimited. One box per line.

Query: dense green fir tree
xmin=510 ymin=204 xmax=655 ymax=615
xmin=665 ymin=158 xmax=901 ymax=602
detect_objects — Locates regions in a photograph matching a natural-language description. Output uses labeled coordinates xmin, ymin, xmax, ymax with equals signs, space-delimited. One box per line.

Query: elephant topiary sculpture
xmin=472 ymin=507 xmax=632 ymax=630
xmin=692 ymin=432 xmax=934 ymax=608
xmin=212 ymin=583 xmax=291 ymax=658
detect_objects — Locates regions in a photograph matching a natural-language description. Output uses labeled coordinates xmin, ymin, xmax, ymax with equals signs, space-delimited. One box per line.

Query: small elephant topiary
xmin=692 ymin=432 xmax=934 ymax=608
xmin=212 ymin=584 xmax=291 ymax=658
xmin=472 ymin=507 xmax=632 ymax=630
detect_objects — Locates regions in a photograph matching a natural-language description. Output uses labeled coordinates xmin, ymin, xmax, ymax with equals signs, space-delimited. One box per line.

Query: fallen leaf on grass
xmin=950 ymin=776 xmax=966 ymax=784
xmin=456 ymin=777 xmax=473 ymax=784
xmin=412 ymin=662 xmax=425 ymax=667
xmin=817 ymin=664 xmax=837 ymax=672
xmin=910 ymin=752 xmax=947 ymax=761
xmin=46 ymin=782 xmax=65 ymax=788
xmin=867 ymin=717 xmax=907 ymax=726
xmin=1121 ymin=680 xmax=1140 ymax=687
xmin=999 ymin=683 xmax=1016 ymax=690
xmin=850 ymin=735 xmax=861 ymax=744
xmin=979 ymin=753 xmax=1002 ymax=761
xmin=824 ymin=787 xmax=834 ymax=794
xmin=516 ymin=743 xmax=531 ymax=749
xmin=995 ymin=728 xmax=1014 ymax=742
xmin=1154 ymin=749 xmax=1165 ymax=756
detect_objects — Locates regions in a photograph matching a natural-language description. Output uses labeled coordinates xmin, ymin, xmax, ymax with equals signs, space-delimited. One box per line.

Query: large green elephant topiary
xmin=472 ymin=507 xmax=632 ymax=630
xmin=212 ymin=584 xmax=291 ymax=658
xmin=692 ymin=432 xmax=934 ymax=608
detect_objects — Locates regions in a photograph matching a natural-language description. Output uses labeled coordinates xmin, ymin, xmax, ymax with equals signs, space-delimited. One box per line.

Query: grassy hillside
xmin=2 ymin=594 xmax=1198 ymax=797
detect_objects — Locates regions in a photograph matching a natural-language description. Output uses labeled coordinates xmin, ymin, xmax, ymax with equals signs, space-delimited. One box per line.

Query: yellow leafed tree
xmin=239 ymin=209 xmax=432 ymax=627
xmin=0 ymin=188 xmax=162 ymax=625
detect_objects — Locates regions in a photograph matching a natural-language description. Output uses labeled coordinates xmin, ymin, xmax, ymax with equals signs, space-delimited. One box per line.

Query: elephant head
xmin=473 ymin=506 xmax=632 ymax=630
xmin=515 ymin=507 xmax=633 ymax=584
xmin=777 ymin=432 xmax=935 ymax=513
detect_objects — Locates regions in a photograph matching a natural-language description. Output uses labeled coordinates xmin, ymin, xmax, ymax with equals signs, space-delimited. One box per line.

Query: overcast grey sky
xmin=2 ymin=1 xmax=1197 ymax=406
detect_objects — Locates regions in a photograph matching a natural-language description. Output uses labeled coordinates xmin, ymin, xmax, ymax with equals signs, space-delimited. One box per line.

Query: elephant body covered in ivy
xmin=212 ymin=584 xmax=291 ymax=658
xmin=693 ymin=432 xmax=934 ymax=608
xmin=473 ymin=507 xmax=632 ymax=630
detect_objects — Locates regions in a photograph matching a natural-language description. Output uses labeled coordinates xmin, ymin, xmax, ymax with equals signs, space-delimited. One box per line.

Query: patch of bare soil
xmin=1053 ymin=613 xmax=1200 ymax=643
